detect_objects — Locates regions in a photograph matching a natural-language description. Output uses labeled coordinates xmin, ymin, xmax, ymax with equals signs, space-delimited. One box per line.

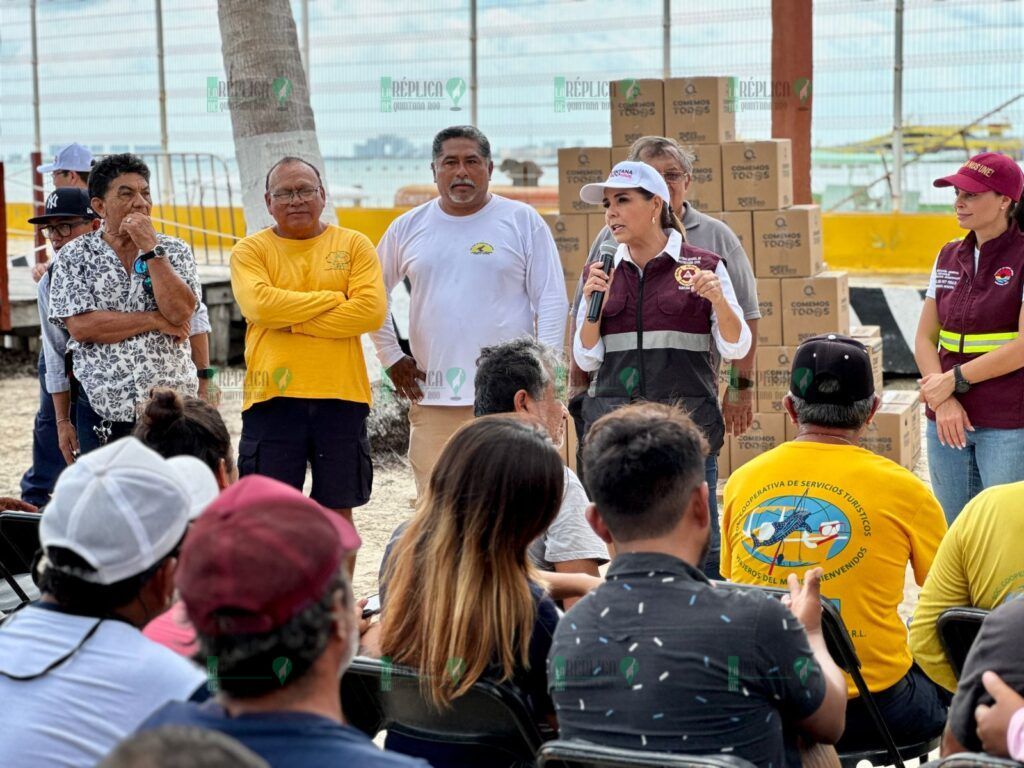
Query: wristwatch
xmin=139 ymin=244 xmax=167 ymax=262
xmin=196 ymin=367 xmax=217 ymax=380
xmin=953 ymin=364 xmax=971 ymax=394
xmin=731 ymin=376 xmax=755 ymax=391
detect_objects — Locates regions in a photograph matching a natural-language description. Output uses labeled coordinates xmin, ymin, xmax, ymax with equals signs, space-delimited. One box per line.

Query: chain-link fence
xmin=2 ymin=0 xmax=1021 ymax=211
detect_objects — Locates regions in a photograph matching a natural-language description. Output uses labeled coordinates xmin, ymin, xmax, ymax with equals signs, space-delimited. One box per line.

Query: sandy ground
xmin=1 ymin=361 xmax=929 ymax=618
xmin=0 ymin=361 xmax=415 ymax=599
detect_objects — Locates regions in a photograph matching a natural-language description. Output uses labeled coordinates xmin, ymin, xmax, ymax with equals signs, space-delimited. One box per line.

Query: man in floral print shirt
xmin=49 ymin=153 xmax=201 ymax=454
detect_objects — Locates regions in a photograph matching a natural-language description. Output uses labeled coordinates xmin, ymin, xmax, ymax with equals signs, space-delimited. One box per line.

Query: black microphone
xmin=586 ymin=242 xmax=618 ymax=323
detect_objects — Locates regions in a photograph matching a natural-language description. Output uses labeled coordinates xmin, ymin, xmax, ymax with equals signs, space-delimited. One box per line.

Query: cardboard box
xmin=730 ymin=413 xmax=787 ymax=471
xmin=610 ymin=79 xmax=665 ymax=147
xmin=558 ymin=147 xmax=612 ymax=215
xmin=706 ymin=211 xmax=754 ymax=256
xmin=722 ymin=139 xmax=793 ymax=211
xmin=664 ymin=77 xmax=736 ymax=144
xmin=543 ymin=213 xmax=589 ymax=299
xmin=779 ymin=271 xmax=851 ymax=345
xmin=611 ymin=146 xmax=631 ymax=165
xmin=880 ymin=390 xmax=922 ymax=468
xmin=755 ymin=278 xmax=782 ymax=346
xmin=687 ymin=144 xmax=723 ymax=212
xmin=753 ymin=205 xmax=824 ymax=278
xmin=756 ymin=346 xmax=798 ymax=414
xmin=588 ymin=213 xmax=608 ymax=242
xmin=858 ymin=392 xmax=917 ymax=470
xmin=851 ymin=325 xmax=884 ymax=395
xmin=784 ymin=416 xmax=799 ymax=442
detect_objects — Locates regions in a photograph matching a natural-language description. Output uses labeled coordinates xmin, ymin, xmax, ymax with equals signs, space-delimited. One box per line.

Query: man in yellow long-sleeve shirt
xmin=231 ymin=156 xmax=387 ymax=532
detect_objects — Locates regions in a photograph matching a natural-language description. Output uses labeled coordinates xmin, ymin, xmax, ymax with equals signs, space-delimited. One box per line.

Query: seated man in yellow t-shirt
xmin=722 ymin=334 xmax=950 ymax=751
xmin=909 ymin=483 xmax=1024 ymax=693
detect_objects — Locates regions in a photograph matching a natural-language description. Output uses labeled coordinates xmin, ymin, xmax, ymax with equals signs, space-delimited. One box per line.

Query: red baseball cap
xmin=177 ymin=475 xmax=361 ymax=636
xmin=933 ymin=152 xmax=1024 ymax=202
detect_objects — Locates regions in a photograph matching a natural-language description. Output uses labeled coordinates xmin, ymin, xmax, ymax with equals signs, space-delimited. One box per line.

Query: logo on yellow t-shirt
xmin=740 ymin=487 xmax=865 ymax=579
xmin=325 ymin=250 xmax=351 ymax=271
xmin=469 ymin=242 xmax=494 ymax=254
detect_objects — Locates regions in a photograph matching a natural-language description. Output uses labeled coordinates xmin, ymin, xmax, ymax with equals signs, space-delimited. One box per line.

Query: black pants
xmin=838 ymin=664 xmax=951 ymax=751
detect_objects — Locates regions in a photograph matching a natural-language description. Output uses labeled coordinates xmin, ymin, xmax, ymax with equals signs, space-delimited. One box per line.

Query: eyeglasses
xmin=269 ymin=186 xmax=321 ymax=202
xmin=662 ymin=172 xmax=690 ymax=184
xmin=40 ymin=220 xmax=89 ymax=239
xmin=133 ymin=257 xmax=154 ymax=296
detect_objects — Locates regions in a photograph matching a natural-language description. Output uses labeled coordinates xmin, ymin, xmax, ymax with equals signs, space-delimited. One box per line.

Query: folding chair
xmin=537 ymin=740 xmax=758 ymax=768
xmin=937 ymin=607 xmax=988 ymax=681
xmin=712 ymin=581 xmax=939 ymax=768
xmin=0 ymin=512 xmax=42 ymax=611
xmin=341 ymin=655 xmax=548 ymax=767
xmin=922 ymin=753 xmax=1024 ymax=768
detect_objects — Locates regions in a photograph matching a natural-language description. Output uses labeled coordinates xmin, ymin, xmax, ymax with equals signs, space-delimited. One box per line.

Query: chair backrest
xmin=340 ymin=656 xmax=545 ymax=763
xmin=0 ymin=512 xmax=41 ymax=573
xmin=937 ymin=607 xmax=989 ymax=681
xmin=925 ymin=753 xmax=1024 ymax=768
xmin=711 ymin=580 xmax=907 ymax=768
xmin=538 ymin=739 xmax=758 ymax=768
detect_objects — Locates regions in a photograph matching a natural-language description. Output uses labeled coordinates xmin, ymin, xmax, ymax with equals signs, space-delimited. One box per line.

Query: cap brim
xmin=933 ymin=172 xmax=992 ymax=193
xmin=36 ymin=162 xmax=57 ymax=173
xmin=324 ymin=510 xmax=361 ymax=552
xmin=26 ymin=212 xmax=97 ymax=225
xmin=579 ymin=180 xmax=638 ymax=205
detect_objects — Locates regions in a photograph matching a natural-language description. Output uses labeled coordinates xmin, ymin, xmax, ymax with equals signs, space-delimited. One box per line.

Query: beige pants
xmin=408 ymin=402 xmax=475 ymax=500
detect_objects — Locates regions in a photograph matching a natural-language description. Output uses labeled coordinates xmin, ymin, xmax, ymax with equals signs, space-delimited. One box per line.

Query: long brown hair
xmin=380 ymin=416 xmax=565 ymax=708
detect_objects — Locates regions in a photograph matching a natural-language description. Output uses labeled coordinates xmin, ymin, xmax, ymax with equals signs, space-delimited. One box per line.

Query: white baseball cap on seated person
xmin=40 ymin=437 xmax=213 ymax=584
xmin=579 ymin=160 xmax=671 ymax=206
xmin=166 ymin=455 xmax=221 ymax=520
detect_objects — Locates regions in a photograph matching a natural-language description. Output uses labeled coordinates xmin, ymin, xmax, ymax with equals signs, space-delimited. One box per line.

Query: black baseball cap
xmin=27 ymin=188 xmax=98 ymax=225
xmin=790 ymin=334 xmax=874 ymax=406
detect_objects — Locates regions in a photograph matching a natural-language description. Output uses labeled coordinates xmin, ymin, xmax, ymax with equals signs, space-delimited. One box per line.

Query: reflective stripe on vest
xmin=938 ymin=328 xmax=1019 ymax=354
xmin=603 ymin=329 xmax=712 ymax=354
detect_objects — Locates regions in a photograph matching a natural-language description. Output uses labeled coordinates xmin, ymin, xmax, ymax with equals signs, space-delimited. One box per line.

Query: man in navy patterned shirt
xmin=548 ymin=403 xmax=847 ymax=768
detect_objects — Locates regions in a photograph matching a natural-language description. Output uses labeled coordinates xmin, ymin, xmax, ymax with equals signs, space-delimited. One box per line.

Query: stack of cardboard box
xmin=549 ymin=77 xmax=917 ymax=475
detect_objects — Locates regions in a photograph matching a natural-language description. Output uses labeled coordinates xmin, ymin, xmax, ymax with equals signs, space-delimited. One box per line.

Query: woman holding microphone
xmin=915 ymin=152 xmax=1024 ymax=524
xmin=574 ymin=161 xmax=750 ymax=579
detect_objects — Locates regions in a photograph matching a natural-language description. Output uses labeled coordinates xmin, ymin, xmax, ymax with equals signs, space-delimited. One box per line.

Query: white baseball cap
xmin=166 ymin=455 xmax=221 ymax=520
xmin=36 ymin=143 xmax=94 ymax=174
xmin=40 ymin=437 xmax=207 ymax=584
xmin=579 ymin=161 xmax=671 ymax=206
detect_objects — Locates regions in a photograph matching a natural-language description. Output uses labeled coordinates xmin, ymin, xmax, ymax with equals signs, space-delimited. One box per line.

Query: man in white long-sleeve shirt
xmin=371 ymin=126 xmax=568 ymax=496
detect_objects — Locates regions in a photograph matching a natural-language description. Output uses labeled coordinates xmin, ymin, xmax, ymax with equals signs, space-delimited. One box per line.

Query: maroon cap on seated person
xmin=177 ymin=475 xmax=361 ymax=636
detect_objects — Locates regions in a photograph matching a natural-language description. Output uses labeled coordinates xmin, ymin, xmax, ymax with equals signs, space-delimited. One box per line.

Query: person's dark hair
xmin=88 ymin=153 xmax=150 ymax=201
xmin=790 ymin=389 xmax=875 ymax=430
xmin=1009 ymin=198 xmax=1024 ymax=232
xmin=196 ymin=575 xmax=348 ymax=698
xmin=474 ymin=337 xmax=561 ymax=417
xmin=431 ymin=125 xmax=492 ymax=162
xmin=36 ymin=541 xmax=182 ymax=617
xmin=582 ymin=403 xmax=708 ymax=541
xmin=98 ymin=726 xmax=269 ymax=768
xmin=264 ymin=156 xmax=323 ymax=191
xmin=69 ymin=169 xmax=90 ymax=185
xmin=637 ymin=187 xmax=685 ymax=237
xmin=134 ymin=388 xmax=234 ymax=477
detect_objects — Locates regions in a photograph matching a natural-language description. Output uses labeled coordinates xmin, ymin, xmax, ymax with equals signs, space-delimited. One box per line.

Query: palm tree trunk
xmin=216 ymin=0 xmax=336 ymax=232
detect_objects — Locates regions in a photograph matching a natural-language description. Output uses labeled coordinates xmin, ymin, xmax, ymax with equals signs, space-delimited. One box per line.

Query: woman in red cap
xmin=914 ymin=152 xmax=1024 ymax=523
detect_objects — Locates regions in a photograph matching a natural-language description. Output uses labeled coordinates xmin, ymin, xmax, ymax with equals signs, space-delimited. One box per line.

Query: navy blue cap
xmin=27 ymin=188 xmax=98 ymax=224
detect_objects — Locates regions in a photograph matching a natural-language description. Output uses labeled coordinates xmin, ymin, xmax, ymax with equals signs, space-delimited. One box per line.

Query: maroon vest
xmin=581 ymin=244 xmax=726 ymax=451
xmin=930 ymin=226 xmax=1024 ymax=428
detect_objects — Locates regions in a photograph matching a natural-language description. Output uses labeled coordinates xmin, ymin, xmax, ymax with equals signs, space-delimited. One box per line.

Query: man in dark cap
xmin=722 ymin=333 xmax=949 ymax=751
xmin=19 ymin=188 xmax=101 ymax=504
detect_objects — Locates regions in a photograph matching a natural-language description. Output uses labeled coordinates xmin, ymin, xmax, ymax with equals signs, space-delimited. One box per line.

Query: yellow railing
xmin=7 ymin=204 xmax=964 ymax=273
